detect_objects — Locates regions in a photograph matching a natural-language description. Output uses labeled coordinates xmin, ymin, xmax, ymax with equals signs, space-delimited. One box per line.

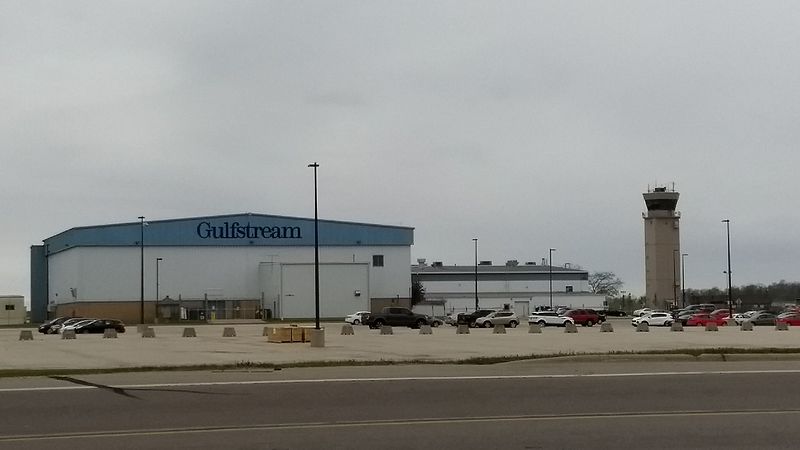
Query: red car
xmin=776 ymin=314 xmax=800 ymax=326
xmin=563 ymin=309 xmax=603 ymax=327
xmin=686 ymin=313 xmax=728 ymax=327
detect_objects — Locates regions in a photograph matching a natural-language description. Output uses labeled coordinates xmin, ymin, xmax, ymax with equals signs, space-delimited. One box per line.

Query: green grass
xmin=2 ymin=347 xmax=800 ymax=378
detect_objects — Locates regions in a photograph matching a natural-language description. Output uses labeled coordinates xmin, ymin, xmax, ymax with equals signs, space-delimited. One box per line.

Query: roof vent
xmin=525 ymin=261 xmax=536 ymax=265
xmin=505 ymin=260 xmax=519 ymax=267
xmin=479 ymin=260 xmax=492 ymax=266
xmin=416 ymin=258 xmax=427 ymax=266
xmin=431 ymin=261 xmax=443 ymax=267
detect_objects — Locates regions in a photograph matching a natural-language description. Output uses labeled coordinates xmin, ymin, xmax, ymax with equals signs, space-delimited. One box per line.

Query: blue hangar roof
xmin=43 ymin=213 xmax=414 ymax=255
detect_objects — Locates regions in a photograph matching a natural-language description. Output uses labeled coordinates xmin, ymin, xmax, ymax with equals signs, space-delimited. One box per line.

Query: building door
xmin=514 ymin=300 xmax=530 ymax=318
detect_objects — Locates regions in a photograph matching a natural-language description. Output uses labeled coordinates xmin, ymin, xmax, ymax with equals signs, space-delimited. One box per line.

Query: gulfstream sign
xmin=196 ymin=221 xmax=302 ymax=240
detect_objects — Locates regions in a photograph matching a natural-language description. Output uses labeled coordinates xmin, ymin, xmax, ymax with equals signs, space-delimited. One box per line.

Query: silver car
xmin=475 ymin=310 xmax=520 ymax=328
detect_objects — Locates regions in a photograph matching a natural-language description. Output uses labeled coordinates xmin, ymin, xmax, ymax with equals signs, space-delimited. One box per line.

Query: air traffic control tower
xmin=643 ymin=186 xmax=681 ymax=310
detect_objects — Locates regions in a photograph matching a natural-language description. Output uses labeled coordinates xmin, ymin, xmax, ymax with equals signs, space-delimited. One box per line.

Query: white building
xmin=0 ymin=296 xmax=26 ymax=325
xmin=30 ymin=213 xmax=414 ymax=324
xmin=413 ymin=260 xmax=605 ymax=317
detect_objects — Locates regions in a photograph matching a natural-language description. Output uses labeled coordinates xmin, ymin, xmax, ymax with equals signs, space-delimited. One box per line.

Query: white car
xmin=475 ymin=310 xmax=519 ymax=328
xmin=527 ymin=311 xmax=575 ymax=327
xmin=344 ymin=311 xmax=371 ymax=325
xmin=633 ymin=308 xmax=654 ymax=317
xmin=59 ymin=319 xmax=97 ymax=334
xmin=631 ymin=312 xmax=673 ymax=327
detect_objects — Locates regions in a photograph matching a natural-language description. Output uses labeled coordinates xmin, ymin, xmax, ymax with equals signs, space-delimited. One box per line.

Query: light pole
xmin=138 ymin=216 xmax=145 ymax=324
xmin=549 ymin=248 xmax=556 ymax=309
xmin=309 ymin=162 xmax=320 ymax=330
xmin=473 ymin=238 xmax=478 ymax=310
xmin=722 ymin=219 xmax=733 ymax=314
xmin=155 ymin=257 xmax=163 ymax=321
xmin=681 ymin=253 xmax=688 ymax=308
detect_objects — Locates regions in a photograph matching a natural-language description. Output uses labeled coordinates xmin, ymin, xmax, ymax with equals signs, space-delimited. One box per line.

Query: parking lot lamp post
xmin=139 ymin=216 xmax=145 ymax=324
xmin=309 ymin=162 xmax=320 ymax=330
xmin=722 ymin=219 xmax=733 ymax=314
xmin=473 ymin=238 xmax=478 ymax=310
xmin=549 ymin=248 xmax=556 ymax=309
xmin=155 ymin=258 xmax=163 ymax=320
xmin=681 ymin=253 xmax=688 ymax=309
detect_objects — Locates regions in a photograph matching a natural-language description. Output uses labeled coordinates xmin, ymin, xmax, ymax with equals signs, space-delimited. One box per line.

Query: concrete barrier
xmin=19 ymin=330 xmax=34 ymax=341
xmin=62 ymin=330 xmax=76 ymax=339
xmin=309 ymin=328 xmax=325 ymax=348
xmin=705 ymin=322 xmax=719 ymax=332
xmin=183 ymin=327 xmax=197 ymax=337
xmin=636 ymin=322 xmax=649 ymax=332
xmin=493 ymin=324 xmax=506 ymax=334
xmin=776 ymin=322 xmax=789 ymax=331
xmin=419 ymin=325 xmax=433 ymax=335
xmin=600 ymin=322 xmax=614 ymax=332
xmin=726 ymin=318 xmax=737 ymax=327
xmin=671 ymin=322 xmax=684 ymax=332
xmin=456 ymin=324 xmax=470 ymax=334
xmin=741 ymin=321 xmax=754 ymax=331
xmin=222 ymin=327 xmax=237 ymax=337
xmin=380 ymin=325 xmax=393 ymax=335
xmin=102 ymin=329 xmax=118 ymax=339
xmin=341 ymin=324 xmax=355 ymax=335
xmin=141 ymin=328 xmax=156 ymax=338
xmin=564 ymin=322 xmax=578 ymax=333
xmin=528 ymin=323 xmax=542 ymax=334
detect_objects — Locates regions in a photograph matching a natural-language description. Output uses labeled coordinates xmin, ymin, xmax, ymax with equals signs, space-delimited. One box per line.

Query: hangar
xmin=30 ymin=213 xmax=414 ymax=324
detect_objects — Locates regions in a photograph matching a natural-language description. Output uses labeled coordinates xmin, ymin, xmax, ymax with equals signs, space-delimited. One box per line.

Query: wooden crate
xmin=266 ymin=327 xmax=293 ymax=343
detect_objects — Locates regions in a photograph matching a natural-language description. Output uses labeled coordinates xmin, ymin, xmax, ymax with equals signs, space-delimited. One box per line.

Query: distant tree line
xmin=684 ymin=280 xmax=800 ymax=308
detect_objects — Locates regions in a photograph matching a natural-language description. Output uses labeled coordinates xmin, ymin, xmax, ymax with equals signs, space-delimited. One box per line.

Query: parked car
xmin=709 ymin=309 xmax=730 ymax=319
xmin=429 ymin=316 xmax=445 ymax=327
xmin=598 ymin=309 xmax=627 ymax=317
xmin=60 ymin=319 xmax=98 ymax=334
xmin=38 ymin=317 xmax=72 ymax=334
xmin=54 ymin=318 xmax=93 ymax=334
xmin=74 ymin=319 xmax=126 ymax=334
xmin=344 ymin=311 xmax=371 ymax=325
xmin=686 ymin=313 xmax=727 ymax=327
xmin=475 ymin=310 xmax=519 ymax=328
xmin=445 ymin=313 xmax=459 ymax=326
xmin=527 ymin=311 xmax=575 ymax=327
xmin=563 ymin=309 xmax=602 ymax=326
xmin=363 ymin=307 xmax=429 ymax=329
xmin=776 ymin=314 xmax=800 ymax=327
xmin=631 ymin=312 xmax=673 ymax=327
xmin=457 ymin=309 xmax=496 ymax=327
xmin=633 ymin=308 xmax=653 ymax=317
xmin=732 ymin=311 xmax=757 ymax=325
xmin=745 ymin=311 xmax=778 ymax=326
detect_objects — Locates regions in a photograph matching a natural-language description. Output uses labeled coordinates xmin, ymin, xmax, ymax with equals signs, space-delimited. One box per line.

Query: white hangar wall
xmin=47 ymin=245 xmax=411 ymax=319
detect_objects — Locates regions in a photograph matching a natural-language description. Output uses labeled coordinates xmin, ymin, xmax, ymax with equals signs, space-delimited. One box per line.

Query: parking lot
xmin=2 ymin=318 xmax=799 ymax=372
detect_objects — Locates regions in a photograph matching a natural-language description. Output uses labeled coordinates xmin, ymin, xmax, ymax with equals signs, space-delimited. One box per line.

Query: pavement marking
xmin=3 ymin=369 xmax=800 ymax=393
xmin=2 ymin=409 xmax=800 ymax=442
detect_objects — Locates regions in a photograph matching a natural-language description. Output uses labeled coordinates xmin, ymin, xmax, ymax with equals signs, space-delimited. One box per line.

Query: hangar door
xmin=280 ymin=263 xmax=369 ymax=319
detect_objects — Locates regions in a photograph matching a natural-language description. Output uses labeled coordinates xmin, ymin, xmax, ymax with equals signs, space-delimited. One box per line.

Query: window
xmin=4 ymin=305 xmax=14 ymax=311
xmin=372 ymin=255 xmax=384 ymax=267
xmin=565 ymin=286 xmax=573 ymax=293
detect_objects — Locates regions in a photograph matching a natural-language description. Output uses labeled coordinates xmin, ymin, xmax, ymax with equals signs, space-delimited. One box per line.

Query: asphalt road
xmin=1 ymin=361 xmax=799 ymax=449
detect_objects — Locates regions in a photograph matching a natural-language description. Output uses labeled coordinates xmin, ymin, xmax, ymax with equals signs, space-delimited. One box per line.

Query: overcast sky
xmin=3 ymin=1 xmax=800 ymax=304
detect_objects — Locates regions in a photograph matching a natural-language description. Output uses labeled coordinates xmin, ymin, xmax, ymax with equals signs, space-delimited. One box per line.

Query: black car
xmin=73 ymin=319 xmax=126 ymax=334
xmin=599 ymin=309 xmax=627 ymax=317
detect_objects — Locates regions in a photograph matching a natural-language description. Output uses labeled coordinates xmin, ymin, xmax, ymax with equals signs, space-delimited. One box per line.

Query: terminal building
xmin=412 ymin=259 xmax=605 ymax=317
xmin=30 ymin=213 xmax=414 ymax=324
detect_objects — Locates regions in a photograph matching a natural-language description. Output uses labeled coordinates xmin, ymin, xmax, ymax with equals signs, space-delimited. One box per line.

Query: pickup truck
xmin=363 ymin=307 xmax=430 ymax=329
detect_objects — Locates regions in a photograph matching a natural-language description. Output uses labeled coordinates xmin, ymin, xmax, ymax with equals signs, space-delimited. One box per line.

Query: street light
xmin=138 ymin=216 xmax=145 ymax=324
xmin=722 ymin=219 xmax=733 ymax=314
xmin=549 ymin=248 xmax=556 ymax=309
xmin=473 ymin=238 xmax=478 ymax=310
xmin=156 ymin=257 xmax=163 ymax=321
xmin=309 ymin=162 xmax=320 ymax=330
xmin=681 ymin=253 xmax=688 ymax=308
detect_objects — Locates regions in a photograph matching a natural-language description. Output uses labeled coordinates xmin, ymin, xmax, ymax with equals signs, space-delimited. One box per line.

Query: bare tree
xmin=589 ymin=271 xmax=623 ymax=296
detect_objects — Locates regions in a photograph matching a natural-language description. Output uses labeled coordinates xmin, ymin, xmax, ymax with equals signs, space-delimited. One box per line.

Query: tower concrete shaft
xmin=643 ymin=186 xmax=681 ymax=310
